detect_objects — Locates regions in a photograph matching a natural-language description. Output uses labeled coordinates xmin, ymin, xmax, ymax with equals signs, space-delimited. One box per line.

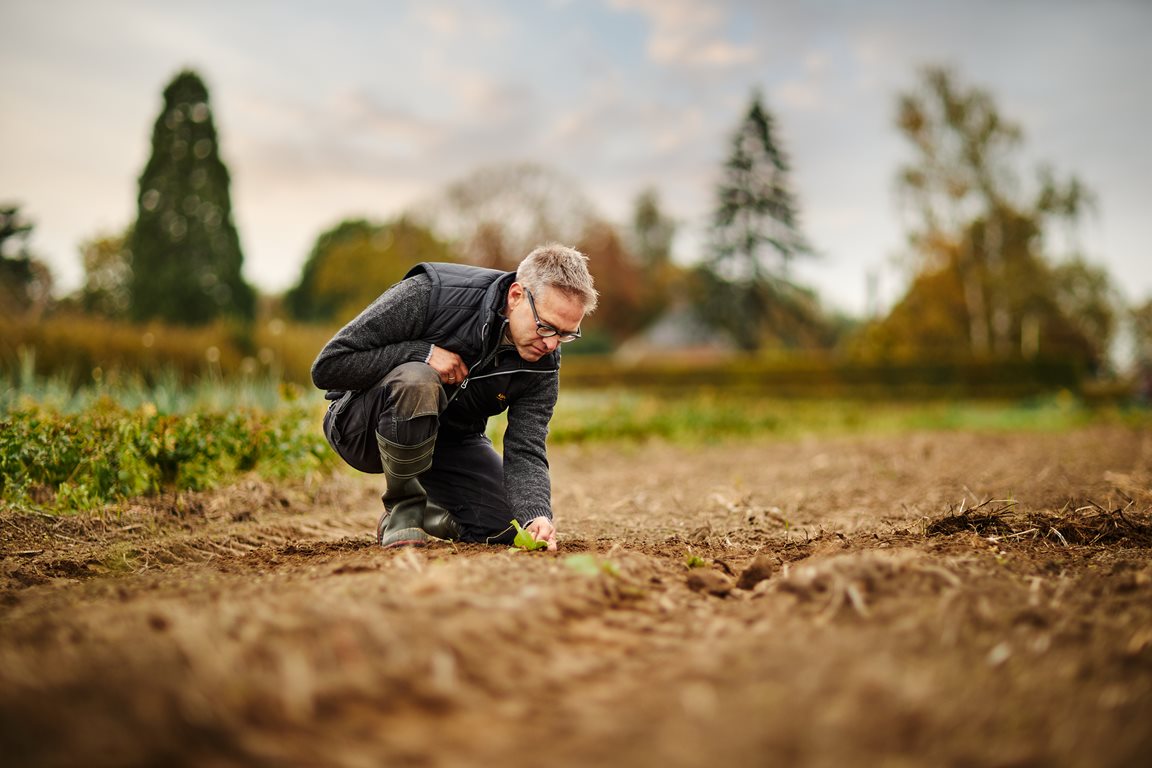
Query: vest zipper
xmin=460 ymin=368 xmax=557 ymax=387
xmin=447 ymin=318 xmax=508 ymax=404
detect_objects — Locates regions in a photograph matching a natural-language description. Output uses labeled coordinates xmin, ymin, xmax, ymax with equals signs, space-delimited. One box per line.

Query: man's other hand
xmin=427 ymin=345 xmax=469 ymax=385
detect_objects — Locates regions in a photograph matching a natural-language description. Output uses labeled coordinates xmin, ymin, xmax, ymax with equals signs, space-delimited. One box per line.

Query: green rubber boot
xmin=422 ymin=502 xmax=462 ymax=541
xmin=376 ymin=433 xmax=436 ymax=548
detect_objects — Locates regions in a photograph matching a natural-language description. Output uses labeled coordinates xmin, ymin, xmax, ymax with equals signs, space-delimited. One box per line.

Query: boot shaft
xmin=376 ymin=432 xmax=436 ymax=479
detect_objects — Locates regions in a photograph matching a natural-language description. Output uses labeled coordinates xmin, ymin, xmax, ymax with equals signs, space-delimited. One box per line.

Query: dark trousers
xmin=322 ymin=363 xmax=516 ymax=544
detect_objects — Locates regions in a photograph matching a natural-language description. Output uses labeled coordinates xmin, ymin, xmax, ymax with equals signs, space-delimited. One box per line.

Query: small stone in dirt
xmin=687 ymin=569 xmax=732 ymax=597
xmin=736 ymin=554 xmax=776 ymax=590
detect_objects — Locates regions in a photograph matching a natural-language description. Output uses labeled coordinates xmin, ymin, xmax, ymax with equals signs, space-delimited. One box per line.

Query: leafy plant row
xmin=542 ymin=390 xmax=1150 ymax=445
xmin=0 ymin=404 xmax=334 ymax=512
xmin=559 ymin=356 xmax=1088 ymax=400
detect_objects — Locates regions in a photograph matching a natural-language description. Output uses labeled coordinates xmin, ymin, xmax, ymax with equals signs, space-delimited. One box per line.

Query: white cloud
xmin=774 ymin=52 xmax=838 ymax=112
xmin=608 ymin=0 xmax=755 ymax=69
xmin=413 ymin=6 xmax=464 ymax=37
xmin=411 ymin=3 xmax=512 ymax=43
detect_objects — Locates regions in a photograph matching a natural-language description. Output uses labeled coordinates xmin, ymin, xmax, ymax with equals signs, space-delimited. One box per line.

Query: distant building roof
xmin=615 ymin=303 xmax=736 ymax=362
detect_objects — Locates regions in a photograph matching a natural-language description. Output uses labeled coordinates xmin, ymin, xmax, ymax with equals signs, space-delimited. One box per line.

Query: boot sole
xmin=379 ymin=527 xmax=430 ymax=549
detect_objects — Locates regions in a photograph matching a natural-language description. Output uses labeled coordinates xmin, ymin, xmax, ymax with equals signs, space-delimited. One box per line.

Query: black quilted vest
xmin=406 ymin=262 xmax=560 ymax=435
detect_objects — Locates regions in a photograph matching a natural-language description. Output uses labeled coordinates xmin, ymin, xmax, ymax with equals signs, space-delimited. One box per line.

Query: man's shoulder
xmin=415 ymin=262 xmax=508 ymax=281
xmin=351 ymin=272 xmax=431 ymax=323
xmin=369 ymin=271 xmax=431 ymax=305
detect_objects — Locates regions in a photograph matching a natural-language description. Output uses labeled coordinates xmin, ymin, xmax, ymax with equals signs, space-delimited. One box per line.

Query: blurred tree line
xmin=4 ymin=66 xmax=1150 ymax=382
xmin=0 ymin=206 xmax=53 ymax=321
xmin=853 ymin=67 xmax=1120 ymax=374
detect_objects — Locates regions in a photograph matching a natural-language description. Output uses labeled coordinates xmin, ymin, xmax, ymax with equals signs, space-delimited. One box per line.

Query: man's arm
xmin=502 ymin=373 xmax=559 ymax=548
xmin=311 ymin=275 xmax=433 ymax=392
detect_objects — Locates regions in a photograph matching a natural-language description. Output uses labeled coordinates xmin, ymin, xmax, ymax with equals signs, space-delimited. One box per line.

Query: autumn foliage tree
xmin=1129 ymin=299 xmax=1152 ymax=404
xmin=574 ymin=220 xmax=647 ymax=346
xmin=411 ymin=162 xmax=669 ymax=349
xmin=413 ymin=162 xmax=596 ymax=272
xmin=859 ymin=210 xmax=1097 ymax=365
xmin=78 ymin=229 xmax=133 ymax=319
xmin=865 ymin=66 xmax=1110 ymax=369
xmin=285 ymin=217 xmax=459 ymax=325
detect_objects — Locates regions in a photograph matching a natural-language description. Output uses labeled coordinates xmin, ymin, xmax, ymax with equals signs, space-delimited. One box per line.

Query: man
xmin=311 ymin=243 xmax=597 ymax=550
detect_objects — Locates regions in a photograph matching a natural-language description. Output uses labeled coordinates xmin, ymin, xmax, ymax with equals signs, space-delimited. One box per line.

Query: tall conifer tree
xmin=698 ymin=91 xmax=814 ymax=351
xmin=129 ymin=70 xmax=253 ymax=325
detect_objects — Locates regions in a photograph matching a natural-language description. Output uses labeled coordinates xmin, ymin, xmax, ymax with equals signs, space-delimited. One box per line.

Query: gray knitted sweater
xmin=310 ymin=274 xmax=558 ymax=524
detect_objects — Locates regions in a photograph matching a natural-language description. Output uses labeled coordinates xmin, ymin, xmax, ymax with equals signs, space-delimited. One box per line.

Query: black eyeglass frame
xmin=523 ymin=287 xmax=581 ymax=342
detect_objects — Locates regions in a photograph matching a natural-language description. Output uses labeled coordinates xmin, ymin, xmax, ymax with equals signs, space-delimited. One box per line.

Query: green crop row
xmin=558 ymin=356 xmax=1092 ymax=400
xmin=541 ymin=389 xmax=1152 ymax=445
xmin=0 ymin=403 xmax=335 ymax=513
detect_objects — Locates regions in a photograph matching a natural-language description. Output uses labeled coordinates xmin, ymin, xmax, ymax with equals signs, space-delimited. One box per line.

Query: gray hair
xmin=516 ymin=243 xmax=599 ymax=314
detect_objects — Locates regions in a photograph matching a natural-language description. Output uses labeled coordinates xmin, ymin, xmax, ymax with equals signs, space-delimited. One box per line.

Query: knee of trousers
xmin=383 ymin=362 xmax=447 ymax=421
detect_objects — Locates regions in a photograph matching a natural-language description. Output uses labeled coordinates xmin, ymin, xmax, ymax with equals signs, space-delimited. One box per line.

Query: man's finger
xmin=534 ymin=525 xmax=557 ymax=549
xmin=532 ymin=527 xmax=557 ymax=551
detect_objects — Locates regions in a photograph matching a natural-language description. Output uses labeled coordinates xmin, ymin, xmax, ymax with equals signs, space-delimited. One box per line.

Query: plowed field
xmin=3 ymin=426 xmax=1151 ymax=767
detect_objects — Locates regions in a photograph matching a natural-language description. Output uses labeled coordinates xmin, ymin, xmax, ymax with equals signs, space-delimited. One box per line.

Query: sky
xmin=2 ymin=0 xmax=1150 ymax=317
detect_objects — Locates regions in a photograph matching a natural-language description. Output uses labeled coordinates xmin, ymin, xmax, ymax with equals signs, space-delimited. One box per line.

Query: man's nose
xmin=543 ymin=335 xmax=562 ymax=351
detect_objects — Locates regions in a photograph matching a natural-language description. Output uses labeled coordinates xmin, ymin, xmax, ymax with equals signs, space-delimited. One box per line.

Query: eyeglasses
xmin=524 ymin=287 xmax=581 ymax=342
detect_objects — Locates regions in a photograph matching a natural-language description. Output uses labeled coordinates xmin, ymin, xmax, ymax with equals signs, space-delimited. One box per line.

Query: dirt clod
xmin=686 ymin=568 xmax=733 ymax=597
xmin=736 ymin=553 xmax=777 ymax=589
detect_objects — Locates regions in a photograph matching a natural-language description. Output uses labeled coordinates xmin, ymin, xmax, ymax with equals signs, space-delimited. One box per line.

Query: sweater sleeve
xmin=310 ymin=275 xmax=434 ymax=392
xmin=501 ymin=372 xmax=559 ymax=525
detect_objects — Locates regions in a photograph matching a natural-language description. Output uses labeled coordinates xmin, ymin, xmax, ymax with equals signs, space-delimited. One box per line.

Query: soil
xmin=2 ymin=425 xmax=1151 ymax=768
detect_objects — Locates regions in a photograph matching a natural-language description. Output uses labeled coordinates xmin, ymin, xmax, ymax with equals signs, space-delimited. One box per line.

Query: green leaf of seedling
xmin=564 ymin=553 xmax=620 ymax=578
xmin=509 ymin=519 xmax=549 ymax=552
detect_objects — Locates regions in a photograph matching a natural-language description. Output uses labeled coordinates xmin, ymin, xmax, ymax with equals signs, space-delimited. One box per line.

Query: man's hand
xmin=427 ymin=345 xmax=469 ymax=385
xmin=525 ymin=516 xmax=557 ymax=551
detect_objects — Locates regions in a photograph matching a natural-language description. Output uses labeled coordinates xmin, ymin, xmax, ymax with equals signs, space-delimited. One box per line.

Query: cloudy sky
xmin=2 ymin=0 xmax=1149 ymax=316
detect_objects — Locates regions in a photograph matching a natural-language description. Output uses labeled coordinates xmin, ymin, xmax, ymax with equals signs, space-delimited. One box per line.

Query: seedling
xmin=685 ymin=554 xmax=707 ymax=569
xmin=564 ymin=553 xmax=620 ymax=577
xmin=509 ymin=519 xmax=549 ymax=552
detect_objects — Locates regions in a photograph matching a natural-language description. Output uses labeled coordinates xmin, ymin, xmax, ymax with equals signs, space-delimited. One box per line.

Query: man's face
xmin=505 ymin=282 xmax=586 ymax=362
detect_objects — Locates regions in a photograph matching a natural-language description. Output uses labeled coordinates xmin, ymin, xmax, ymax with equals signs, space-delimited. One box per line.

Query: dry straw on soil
xmin=926 ymin=497 xmax=1152 ymax=547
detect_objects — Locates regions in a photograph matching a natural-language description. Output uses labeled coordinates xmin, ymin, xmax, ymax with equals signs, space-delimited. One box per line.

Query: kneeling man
xmin=311 ymin=244 xmax=598 ymax=550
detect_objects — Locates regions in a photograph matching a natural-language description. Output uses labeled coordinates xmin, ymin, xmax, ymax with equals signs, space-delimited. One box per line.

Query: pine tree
xmin=629 ymin=188 xmax=678 ymax=330
xmin=129 ymin=70 xmax=254 ymax=325
xmin=699 ymin=91 xmax=815 ymax=351
xmin=631 ymin=188 xmax=675 ymax=271
xmin=0 ymin=205 xmax=53 ymax=319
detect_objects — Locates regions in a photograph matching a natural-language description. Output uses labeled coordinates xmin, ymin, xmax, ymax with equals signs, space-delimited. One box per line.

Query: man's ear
xmin=507 ymin=281 xmax=525 ymax=306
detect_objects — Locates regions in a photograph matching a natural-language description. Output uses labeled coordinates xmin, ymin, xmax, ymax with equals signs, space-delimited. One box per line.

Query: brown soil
xmin=2 ymin=425 xmax=1151 ymax=767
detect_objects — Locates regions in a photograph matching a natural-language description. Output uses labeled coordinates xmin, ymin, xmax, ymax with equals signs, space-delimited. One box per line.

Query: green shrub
xmin=0 ymin=402 xmax=334 ymax=513
xmin=0 ymin=313 xmax=333 ymax=388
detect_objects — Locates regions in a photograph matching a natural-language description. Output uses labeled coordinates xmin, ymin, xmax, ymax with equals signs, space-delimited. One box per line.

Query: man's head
xmin=504 ymin=243 xmax=598 ymax=362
